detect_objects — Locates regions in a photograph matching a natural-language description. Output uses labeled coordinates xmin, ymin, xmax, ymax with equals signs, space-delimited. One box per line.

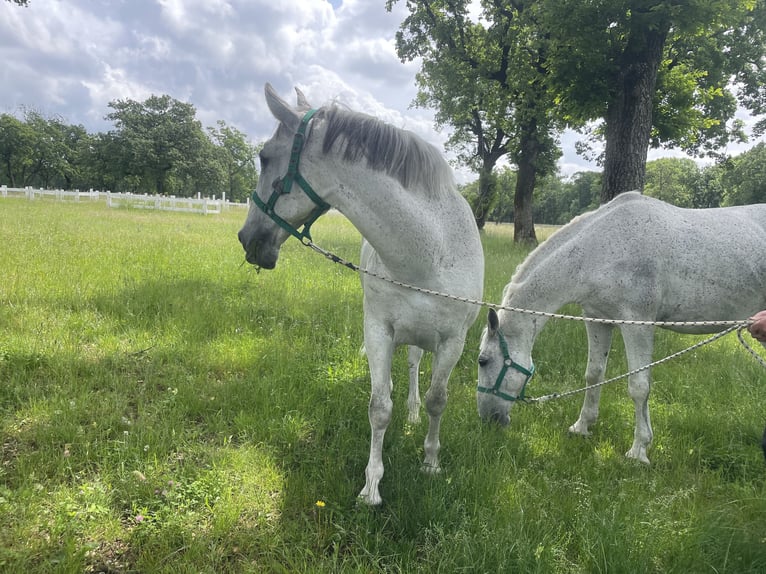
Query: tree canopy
xmin=388 ymin=0 xmax=562 ymax=243
xmin=541 ymin=0 xmax=766 ymax=201
xmin=392 ymin=0 xmax=766 ymax=218
xmin=0 ymin=96 xmax=258 ymax=201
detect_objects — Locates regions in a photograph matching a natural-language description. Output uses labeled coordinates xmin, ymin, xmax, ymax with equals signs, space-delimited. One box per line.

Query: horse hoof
xmin=625 ymin=448 xmax=650 ymax=465
xmin=357 ymin=490 xmax=383 ymax=506
xmin=568 ymin=422 xmax=591 ymax=437
xmin=421 ymin=463 xmax=442 ymax=475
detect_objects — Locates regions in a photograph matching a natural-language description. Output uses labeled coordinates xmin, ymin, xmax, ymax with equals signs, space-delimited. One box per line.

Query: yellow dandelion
xmin=315 ymin=500 xmax=326 ymax=508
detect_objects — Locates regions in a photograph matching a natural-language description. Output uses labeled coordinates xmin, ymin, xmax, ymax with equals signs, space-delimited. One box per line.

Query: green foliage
xmin=543 ymin=0 xmax=763 ymax=151
xmin=2 ymin=199 xmax=766 ymax=572
xmin=389 ymin=0 xmax=562 ymax=234
xmin=207 ymin=121 xmax=259 ymax=202
xmin=0 ymin=113 xmax=34 ymax=187
xmin=105 ymin=95 xmax=213 ymax=196
xmin=643 ymin=157 xmax=702 ymax=207
xmin=720 ymin=142 xmax=766 ymax=205
xmin=540 ymin=0 xmax=766 ymax=199
xmin=0 ymin=97 xmax=259 ymax=199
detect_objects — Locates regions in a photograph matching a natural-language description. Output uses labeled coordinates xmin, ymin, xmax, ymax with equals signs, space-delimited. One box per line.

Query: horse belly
xmin=365 ymin=285 xmax=480 ymax=352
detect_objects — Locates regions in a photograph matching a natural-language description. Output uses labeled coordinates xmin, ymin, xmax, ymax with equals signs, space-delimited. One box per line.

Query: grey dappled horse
xmin=238 ymin=84 xmax=484 ymax=505
xmin=477 ymin=191 xmax=766 ymax=463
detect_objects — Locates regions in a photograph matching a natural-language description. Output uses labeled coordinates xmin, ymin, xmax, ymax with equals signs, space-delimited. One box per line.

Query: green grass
xmin=1 ymin=199 xmax=766 ymax=573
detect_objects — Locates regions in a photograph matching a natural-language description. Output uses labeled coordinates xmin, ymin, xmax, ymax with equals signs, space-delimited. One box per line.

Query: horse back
xmin=513 ymin=192 xmax=766 ymax=330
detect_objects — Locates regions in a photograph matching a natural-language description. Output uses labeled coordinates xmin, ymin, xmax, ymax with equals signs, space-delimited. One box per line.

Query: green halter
xmin=251 ymin=109 xmax=330 ymax=243
xmin=477 ymin=329 xmax=535 ymax=402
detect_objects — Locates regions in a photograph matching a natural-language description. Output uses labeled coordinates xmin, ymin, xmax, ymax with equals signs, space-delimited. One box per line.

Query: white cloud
xmin=1 ymin=0 xmax=763 ymax=186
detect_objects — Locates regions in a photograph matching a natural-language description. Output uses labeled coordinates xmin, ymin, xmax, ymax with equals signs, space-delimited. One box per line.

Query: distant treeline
xmin=4 ymin=93 xmax=765 ymax=223
xmin=462 ymin=144 xmax=766 ymax=225
xmin=0 ymin=95 xmax=259 ymax=202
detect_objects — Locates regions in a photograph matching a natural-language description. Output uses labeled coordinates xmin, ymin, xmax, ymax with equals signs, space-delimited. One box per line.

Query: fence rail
xmin=0 ymin=185 xmax=250 ymax=214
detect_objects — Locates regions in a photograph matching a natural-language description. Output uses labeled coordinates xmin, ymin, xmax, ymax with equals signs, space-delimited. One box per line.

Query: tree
xmin=389 ymin=0 xmax=561 ymax=243
xmin=207 ymin=121 xmax=258 ymax=202
xmin=720 ymin=143 xmax=766 ymax=205
xmin=105 ymin=95 xmax=208 ymax=195
xmin=643 ymin=157 xmax=701 ymax=207
xmin=6 ymin=1 xmax=29 ymax=5
xmin=541 ymin=0 xmax=766 ymax=203
xmin=0 ymin=113 xmax=34 ymax=187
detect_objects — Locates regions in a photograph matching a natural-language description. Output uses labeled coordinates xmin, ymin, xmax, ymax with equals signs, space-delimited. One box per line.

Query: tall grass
xmin=1 ymin=199 xmax=765 ymax=573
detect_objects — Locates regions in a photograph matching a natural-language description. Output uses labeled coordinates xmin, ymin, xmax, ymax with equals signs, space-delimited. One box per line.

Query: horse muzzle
xmin=238 ymin=230 xmax=279 ymax=269
xmin=477 ymin=395 xmax=511 ymax=427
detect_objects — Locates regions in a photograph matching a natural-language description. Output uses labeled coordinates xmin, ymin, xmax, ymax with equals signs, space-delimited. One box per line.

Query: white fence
xmin=0 ymin=185 xmax=249 ymax=214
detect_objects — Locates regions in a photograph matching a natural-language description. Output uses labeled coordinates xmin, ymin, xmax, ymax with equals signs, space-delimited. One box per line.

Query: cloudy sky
xmin=0 ymin=0 xmax=760 ymax=184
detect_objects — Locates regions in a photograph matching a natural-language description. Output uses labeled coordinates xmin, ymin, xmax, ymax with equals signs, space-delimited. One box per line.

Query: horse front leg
xmin=569 ymin=322 xmax=613 ymax=436
xmin=358 ymin=322 xmax=395 ymax=506
xmin=407 ymin=346 xmax=424 ymax=424
xmin=620 ymin=326 xmax=655 ymax=464
xmin=422 ymin=338 xmax=463 ymax=473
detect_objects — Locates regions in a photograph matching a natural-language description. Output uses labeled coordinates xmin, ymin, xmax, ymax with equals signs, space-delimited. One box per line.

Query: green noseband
xmin=477 ymin=329 xmax=535 ymax=403
xmin=251 ymin=108 xmax=330 ymax=243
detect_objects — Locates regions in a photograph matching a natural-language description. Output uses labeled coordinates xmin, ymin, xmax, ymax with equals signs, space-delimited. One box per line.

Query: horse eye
xmin=478 ymin=356 xmax=490 ymax=368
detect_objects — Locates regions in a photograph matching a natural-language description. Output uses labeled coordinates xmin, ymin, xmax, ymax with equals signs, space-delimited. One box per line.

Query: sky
xmin=0 ymin=0 xmax=762 ymax=184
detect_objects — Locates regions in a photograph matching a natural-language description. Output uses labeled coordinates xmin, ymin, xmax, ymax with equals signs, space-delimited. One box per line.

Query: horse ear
xmin=488 ymin=308 xmax=499 ymax=335
xmin=295 ymin=86 xmax=311 ymax=110
xmin=264 ymin=83 xmax=300 ymax=132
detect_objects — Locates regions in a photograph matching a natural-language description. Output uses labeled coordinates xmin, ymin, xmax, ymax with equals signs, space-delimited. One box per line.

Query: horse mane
xmin=318 ymin=105 xmax=454 ymax=195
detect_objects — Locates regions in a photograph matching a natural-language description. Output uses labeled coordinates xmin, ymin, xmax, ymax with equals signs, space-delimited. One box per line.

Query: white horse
xmin=238 ymin=84 xmax=484 ymax=505
xmin=477 ymin=191 xmax=766 ymax=463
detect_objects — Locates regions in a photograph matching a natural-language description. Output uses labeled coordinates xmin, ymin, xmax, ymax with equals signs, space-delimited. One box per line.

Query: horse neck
xmin=498 ymin=264 xmax=576 ymax=350
xmin=323 ymin=166 xmax=472 ymax=280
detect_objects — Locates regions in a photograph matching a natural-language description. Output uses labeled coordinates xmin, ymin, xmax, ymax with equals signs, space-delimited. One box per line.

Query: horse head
xmin=238 ymin=83 xmax=328 ymax=269
xmin=476 ymin=308 xmax=536 ymax=426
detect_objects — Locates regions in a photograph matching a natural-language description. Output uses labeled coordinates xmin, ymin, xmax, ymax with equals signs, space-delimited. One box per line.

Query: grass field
xmin=2 ymin=199 xmax=766 ymax=573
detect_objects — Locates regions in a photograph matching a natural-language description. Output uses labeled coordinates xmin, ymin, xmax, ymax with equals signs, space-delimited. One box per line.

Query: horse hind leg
xmin=422 ymin=338 xmax=464 ymax=474
xmin=569 ymin=322 xmax=613 ymax=436
xmin=407 ymin=346 xmax=424 ymax=424
xmin=621 ymin=326 xmax=655 ymax=464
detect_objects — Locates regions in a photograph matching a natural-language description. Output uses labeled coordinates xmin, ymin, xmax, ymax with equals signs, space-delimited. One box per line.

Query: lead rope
xmin=302 ymin=239 xmax=764 ymax=401
xmin=528 ymin=324 xmax=741 ymax=403
xmin=737 ymin=326 xmax=766 ymax=370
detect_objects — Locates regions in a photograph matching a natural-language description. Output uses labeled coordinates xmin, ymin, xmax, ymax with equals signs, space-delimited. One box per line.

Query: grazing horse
xmin=238 ymin=84 xmax=484 ymax=505
xmin=477 ymin=191 xmax=766 ymax=463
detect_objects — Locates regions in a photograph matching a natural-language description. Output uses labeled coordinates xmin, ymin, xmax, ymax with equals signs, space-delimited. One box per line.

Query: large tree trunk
xmin=601 ymin=27 xmax=668 ymax=204
xmin=514 ymin=134 xmax=538 ymax=245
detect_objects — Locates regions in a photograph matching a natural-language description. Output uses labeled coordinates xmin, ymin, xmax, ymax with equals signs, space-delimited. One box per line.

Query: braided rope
xmin=527 ymin=325 xmax=741 ymax=403
xmin=306 ymin=240 xmax=746 ymax=328
xmin=303 ymin=239 xmax=764 ymax=402
xmin=737 ymin=326 xmax=766 ymax=370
